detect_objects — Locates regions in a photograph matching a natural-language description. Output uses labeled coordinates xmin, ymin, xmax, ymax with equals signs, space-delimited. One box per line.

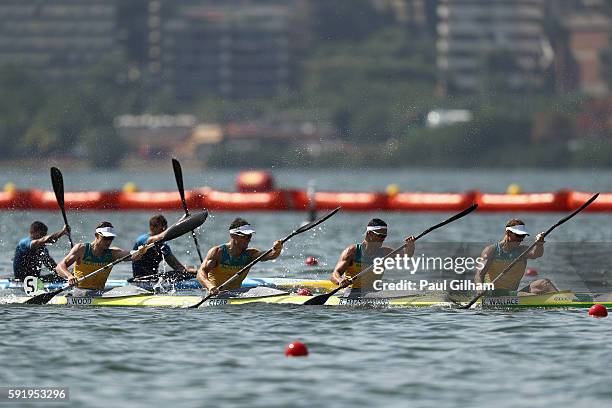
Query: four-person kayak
xmin=3 ymin=288 xmax=610 ymax=309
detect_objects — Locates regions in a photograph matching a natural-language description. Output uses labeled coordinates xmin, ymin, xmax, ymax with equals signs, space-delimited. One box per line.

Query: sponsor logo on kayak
xmin=67 ymin=297 xmax=93 ymax=306
xmin=482 ymin=297 xmax=519 ymax=306
xmin=339 ymin=298 xmax=390 ymax=307
xmin=551 ymin=296 xmax=574 ymax=302
xmin=207 ymin=299 xmax=228 ymax=306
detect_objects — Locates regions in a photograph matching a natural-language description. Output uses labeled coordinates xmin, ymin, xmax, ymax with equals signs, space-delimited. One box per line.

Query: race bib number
xmin=23 ymin=276 xmax=44 ymax=296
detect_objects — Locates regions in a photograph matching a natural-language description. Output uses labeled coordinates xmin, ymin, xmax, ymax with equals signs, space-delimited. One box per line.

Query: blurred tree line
xmin=0 ymin=58 xmax=136 ymax=167
xmin=0 ymin=0 xmax=609 ymax=168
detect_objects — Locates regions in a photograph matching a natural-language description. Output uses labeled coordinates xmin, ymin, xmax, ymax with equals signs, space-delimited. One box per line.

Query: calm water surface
xmin=1 ymin=169 xmax=611 ymax=407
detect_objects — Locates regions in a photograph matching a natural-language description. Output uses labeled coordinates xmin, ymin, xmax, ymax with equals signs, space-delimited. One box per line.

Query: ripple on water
xmin=2 ymin=298 xmax=612 ymax=407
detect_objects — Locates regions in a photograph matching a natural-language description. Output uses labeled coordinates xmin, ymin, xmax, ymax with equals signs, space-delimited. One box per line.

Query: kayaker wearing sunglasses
xmin=331 ymin=218 xmax=416 ymax=291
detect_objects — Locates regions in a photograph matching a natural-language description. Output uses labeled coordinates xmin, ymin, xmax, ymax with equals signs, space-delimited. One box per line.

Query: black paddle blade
xmin=187 ymin=294 xmax=210 ymax=309
xmin=172 ymin=158 xmax=186 ymax=200
xmin=458 ymin=299 xmax=478 ymax=309
xmin=50 ymin=167 xmax=65 ymax=207
xmin=24 ymin=288 xmax=64 ymax=305
xmin=162 ymin=210 xmax=208 ymax=242
xmin=303 ymin=286 xmax=342 ymax=306
xmin=302 ymin=293 xmax=331 ymax=306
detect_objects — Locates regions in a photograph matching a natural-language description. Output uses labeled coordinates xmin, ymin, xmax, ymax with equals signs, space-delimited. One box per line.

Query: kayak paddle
xmin=25 ymin=211 xmax=209 ymax=305
xmin=459 ymin=193 xmax=599 ymax=309
xmin=304 ymin=203 xmax=478 ymax=306
xmin=50 ymin=167 xmax=74 ymax=248
xmin=172 ymin=157 xmax=204 ymax=263
xmin=188 ymin=206 xmax=341 ymax=308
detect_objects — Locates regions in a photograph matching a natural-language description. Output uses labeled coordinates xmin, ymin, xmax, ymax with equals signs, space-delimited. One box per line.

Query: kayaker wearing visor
xmin=197 ymin=218 xmax=283 ymax=296
xmin=55 ymin=222 xmax=146 ymax=291
xmin=474 ymin=218 xmax=556 ymax=295
xmin=331 ymin=218 xmax=416 ymax=290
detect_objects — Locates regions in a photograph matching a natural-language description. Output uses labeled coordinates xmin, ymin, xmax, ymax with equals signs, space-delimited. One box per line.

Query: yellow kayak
xmin=5 ymin=290 xmax=612 ymax=309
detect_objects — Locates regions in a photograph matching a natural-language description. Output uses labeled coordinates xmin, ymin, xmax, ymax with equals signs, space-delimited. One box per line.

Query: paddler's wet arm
xmin=331 ymin=246 xmax=356 ymax=285
xmin=527 ymin=233 xmax=545 ymax=259
xmin=196 ymin=247 xmax=220 ymax=290
xmin=474 ymin=246 xmax=494 ymax=285
xmin=115 ymin=246 xmax=147 ymax=261
xmin=55 ymin=244 xmax=84 ymax=281
xmin=403 ymin=236 xmax=416 ymax=257
xmin=144 ymin=232 xmax=164 ymax=245
xmin=257 ymin=240 xmax=284 ymax=261
xmin=30 ymin=225 xmax=70 ymax=249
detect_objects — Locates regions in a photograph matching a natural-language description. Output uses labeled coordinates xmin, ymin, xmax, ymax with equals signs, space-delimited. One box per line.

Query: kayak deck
xmin=5 ymin=291 xmax=612 ymax=309
xmin=0 ymin=277 xmax=336 ymax=291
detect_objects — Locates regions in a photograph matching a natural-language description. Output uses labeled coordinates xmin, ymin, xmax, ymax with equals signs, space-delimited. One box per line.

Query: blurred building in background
xmin=0 ymin=0 xmax=610 ymax=167
xmin=549 ymin=0 xmax=611 ymax=96
xmin=114 ymin=114 xmax=197 ymax=157
xmin=151 ymin=0 xmax=303 ymax=99
xmin=0 ymin=0 xmax=118 ymax=81
xmin=436 ymin=0 xmax=550 ymax=94
xmin=114 ymin=113 xmax=337 ymax=162
xmin=1 ymin=0 xmax=608 ymax=100
xmin=372 ymin=0 xmax=435 ymax=36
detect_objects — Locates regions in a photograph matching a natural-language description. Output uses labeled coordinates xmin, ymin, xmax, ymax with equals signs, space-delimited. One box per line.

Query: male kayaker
xmin=197 ymin=218 xmax=283 ymax=295
xmin=331 ymin=218 xmax=416 ymax=290
xmin=13 ymin=221 xmax=70 ymax=281
xmin=56 ymin=221 xmax=146 ymax=291
xmin=131 ymin=214 xmax=195 ymax=280
xmin=474 ymin=219 xmax=556 ymax=295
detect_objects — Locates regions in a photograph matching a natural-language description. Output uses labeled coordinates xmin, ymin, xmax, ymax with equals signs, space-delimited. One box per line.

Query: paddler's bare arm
xmin=253 ymin=240 xmax=284 ymax=261
xmin=111 ymin=246 xmax=146 ymax=262
xmin=30 ymin=225 xmax=71 ymax=249
xmin=56 ymin=243 xmax=85 ymax=285
xmin=474 ymin=245 xmax=495 ymax=286
xmin=403 ymin=236 xmax=416 ymax=256
xmin=527 ymin=233 xmax=545 ymax=259
xmin=331 ymin=245 xmax=357 ymax=285
xmin=196 ymin=246 xmax=222 ymax=294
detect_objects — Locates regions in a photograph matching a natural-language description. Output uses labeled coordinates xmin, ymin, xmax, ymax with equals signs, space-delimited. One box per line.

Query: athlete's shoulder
xmin=135 ymin=233 xmax=150 ymax=245
xmin=346 ymin=243 xmax=358 ymax=251
xmin=481 ymin=244 xmax=496 ymax=257
xmin=17 ymin=236 xmax=32 ymax=249
xmin=207 ymin=245 xmax=224 ymax=257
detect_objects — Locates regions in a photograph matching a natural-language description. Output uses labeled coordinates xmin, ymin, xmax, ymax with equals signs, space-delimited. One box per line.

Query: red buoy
xmin=297 ymin=288 xmax=312 ymax=296
xmin=285 ymin=341 xmax=309 ymax=357
xmin=525 ymin=268 xmax=538 ymax=277
xmin=589 ymin=304 xmax=608 ymax=318
xmin=305 ymin=256 xmax=318 ymax=266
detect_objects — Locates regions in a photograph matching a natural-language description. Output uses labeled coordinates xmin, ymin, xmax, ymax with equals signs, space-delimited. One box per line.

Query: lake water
xmin=1 ymin=168 xmax=611 ymax=407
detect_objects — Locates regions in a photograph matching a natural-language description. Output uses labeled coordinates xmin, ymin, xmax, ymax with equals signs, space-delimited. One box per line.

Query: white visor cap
xmin=96 ymin=226 xmax=117 ymax=237
xmin=506 ymin=224 xmax=529 ymax=236
xmin=230 ymin=224 xmax=256 ymax=236
xmin=366 ymin=225 xmax=388 ymax=235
